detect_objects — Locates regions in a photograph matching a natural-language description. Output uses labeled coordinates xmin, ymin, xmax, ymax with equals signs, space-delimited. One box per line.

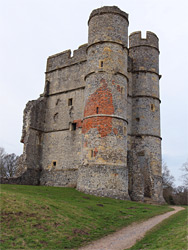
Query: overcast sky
xmin=0 ymin=0 xmax=187 ymax=186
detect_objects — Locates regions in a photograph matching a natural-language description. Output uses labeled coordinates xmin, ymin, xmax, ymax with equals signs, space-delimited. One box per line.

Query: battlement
xmin=88 ymin=6 xmax=128 ymax=24
xmin=46 ymin=43 xmax=87 ymax=72
xmin=129 ymin=31 xmax=158 ymax=50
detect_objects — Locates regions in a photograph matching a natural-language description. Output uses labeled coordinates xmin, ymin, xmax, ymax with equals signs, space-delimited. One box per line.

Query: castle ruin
xmin=4 ymin=6 xmax=164 ymax=203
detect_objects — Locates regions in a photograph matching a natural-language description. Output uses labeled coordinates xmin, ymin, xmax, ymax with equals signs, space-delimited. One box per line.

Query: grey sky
xmin=0 ymin=0 xmax=187 ymax=186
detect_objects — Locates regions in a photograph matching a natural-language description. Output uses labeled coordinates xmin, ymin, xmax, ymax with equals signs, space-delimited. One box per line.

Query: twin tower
xmin=16 ymin=6 xmax=164 ymax=203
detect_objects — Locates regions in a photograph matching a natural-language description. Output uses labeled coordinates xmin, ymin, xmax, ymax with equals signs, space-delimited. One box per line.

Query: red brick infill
xmin=82 ymin=79 xmax=114 ymax=137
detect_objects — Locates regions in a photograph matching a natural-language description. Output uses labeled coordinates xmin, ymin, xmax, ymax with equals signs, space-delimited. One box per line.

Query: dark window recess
xmin=136 ymin=117 xmax=140 ymax=122
xmin=72 ymin=123 xmax=76 ymax=130
xmin=68 ymin=98 xmax=73 ymax=106
xmin=127 ymin=83 xmax=129 ymax=95
xmin=53 ymin=161 xmax=56 ymax=166
xmin=96 ymin=107 xmax=99 ymax=114
xmin=136 ymin=135 xmax=142 ymax=139
xmin=91 ymin=150 xmax=94 ymax=157
xmin=151 ymin=104 xmax=155 ymax=111
xmin=38 ymin=133 xmax=42 ymax=145
xmin=70 ymin=123 xmax=77 ymax=131
xmin=100 ymin=61 xmax=103 ymax=67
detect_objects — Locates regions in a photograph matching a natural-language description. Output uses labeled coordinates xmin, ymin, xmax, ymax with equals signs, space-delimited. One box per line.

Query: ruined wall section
xmin=21 ymin=97 xmax=46 ymax=171
xmin=1 ymin=97 xmax=47 ymax=185
xmin=128 ymin=31 xmax=164 ymax=203
xmin=40 ymin=44 xmax=88 ymax=186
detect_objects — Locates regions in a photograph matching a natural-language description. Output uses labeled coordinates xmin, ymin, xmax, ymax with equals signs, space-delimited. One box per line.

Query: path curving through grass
xmin=77 ymin=206 xmax=184 ymax=250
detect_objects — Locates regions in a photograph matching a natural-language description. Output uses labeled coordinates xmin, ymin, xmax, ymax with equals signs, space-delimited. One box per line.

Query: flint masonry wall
xmin=39 ymin=44 xmax=87 ymax=187
xmin=1 ymin=6 xmax=164 ymax=204
xmin=77 ymin=6 xmax=130 ymax=200
xmin=128 ymin=31 xmax=163 ymax=202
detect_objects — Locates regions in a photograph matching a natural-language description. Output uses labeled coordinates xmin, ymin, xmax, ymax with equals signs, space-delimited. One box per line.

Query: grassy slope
xmin=129 ymin=207 xmax=188 ymax=250
xmin=0 ymin=184 xmax=171 ymax=250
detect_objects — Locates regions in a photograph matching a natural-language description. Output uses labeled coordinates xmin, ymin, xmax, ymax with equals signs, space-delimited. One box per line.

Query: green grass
xmin=0 ymin=184 xmax=171 ymax=250
xmin=128 ymin=207 xmax=188 ymax=250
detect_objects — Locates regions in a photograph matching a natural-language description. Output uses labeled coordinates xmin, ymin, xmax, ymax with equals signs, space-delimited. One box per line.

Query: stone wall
xmin=39 ymin=44 xmax=87 ymax=186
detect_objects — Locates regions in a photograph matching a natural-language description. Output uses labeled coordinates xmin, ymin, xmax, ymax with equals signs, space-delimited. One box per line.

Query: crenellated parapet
xmin=88 ymin=6 xmax=128 ymax=47
xmin=88 ymin=6 xmax=128 ymax=23
xmin=129 ymin=31 xmax=159 ymax=74
xmin=46 ymin=44 xmax=87 ymax=72
xmin=129 ymin=31 xmax=159 ymax=50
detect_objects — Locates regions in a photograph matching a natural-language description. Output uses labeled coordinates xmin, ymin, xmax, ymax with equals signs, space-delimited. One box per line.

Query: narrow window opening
xmin=72 ymin=123 xmax=76 ymax=130
xmin=68 ymin=98 xmax=73 ymax=106
xmin=96 ymin=107 xmax=99 ymax=114
xmin=123 ymin=126 xmax=127 ymax=135
xmin=136 ymin=117 xmax=140 ymax=122
xmin=127 ymin=83 xmax=129 ymax=96
xmin=91 ymin=150 xmax=94 ymax=157
xmin=151 ymin=104 xmax=155 ymax=111
xmin=53 ymin=161 xmax=56 ymax=167
xmin=100 ymin=61 xmax=103 ymax=67
xmin=70 ymin=122 xmax=77 ymax=131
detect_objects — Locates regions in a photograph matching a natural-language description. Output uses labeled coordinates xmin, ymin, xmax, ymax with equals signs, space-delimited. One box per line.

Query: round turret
xmin=129 ymin=31 xmax=161 ymax=136
xmin=77 ymin=6 xmax=130 ymax=200
xmin=129 ymin=31 xmax=158 ymax=49
xmin=129 ymin=31 xmax=159 ymax=74
xmin=128 ymin=31 xmax=164 ymax=203
xmin=88 ymin=6 xmax=128 ymax=46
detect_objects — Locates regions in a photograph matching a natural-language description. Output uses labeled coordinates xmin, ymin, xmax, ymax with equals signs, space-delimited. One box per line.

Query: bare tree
xmin=173 ymin=186 xmax=188 ymax=205
xmin=181 ymin=160 xmax=188 ymax=187
xmin=162 ymin=161 xmax=175 ymax=189
xmin=0 ymin=147 xmax=6 ymax=177
xmin=162 ymin=161 xmax=188 ymax=205
xmin=0 ymin=147 xmax=19 ymax=178
xmin=162 ymin=161 xmax=175 ymax=204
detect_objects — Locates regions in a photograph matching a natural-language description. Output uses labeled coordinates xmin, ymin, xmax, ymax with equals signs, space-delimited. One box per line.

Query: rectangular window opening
xmin=68 ymin=98 xmax=73 ymax=106
xmin=91 ymin=150 xmax=94 ymax=157
xmin=151 ymin=104 xmax=155 ymax=111
xmin=127 ymin=83 xmax=129 ymax=96
xmin=96 ymin=107 xmax=99 ymax=114
xmin=100 ymin=61 xmax=103 ymax=67
xmin=70 ymin=122 xmax=76 ymax=131
xmin=123 ymin=126 xmax=127 ymax=135
xmin=53 ymin=161 xmax=56 ymax=167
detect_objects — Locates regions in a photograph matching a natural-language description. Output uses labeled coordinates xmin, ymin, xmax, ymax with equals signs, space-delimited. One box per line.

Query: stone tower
xmin=77 ymin=7 xmax=130 ymax=199
xmin=128 ymin=31 xmax=163 ymax=202
xmin=1 ymin=6 xmax=164 ymax=204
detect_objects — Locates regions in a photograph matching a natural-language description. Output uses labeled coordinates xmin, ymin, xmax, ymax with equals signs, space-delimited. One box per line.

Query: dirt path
xmin=77 ymin=206 xmax=184 ymax=250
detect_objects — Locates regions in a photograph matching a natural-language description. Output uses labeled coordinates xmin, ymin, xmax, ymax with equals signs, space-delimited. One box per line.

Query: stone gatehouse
xmin=2 ymin=6 xmax=164 ymax=204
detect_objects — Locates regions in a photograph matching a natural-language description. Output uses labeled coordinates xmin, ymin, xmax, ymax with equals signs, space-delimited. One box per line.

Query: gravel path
xmin=77 ymin=206 xmax=184 ymax=250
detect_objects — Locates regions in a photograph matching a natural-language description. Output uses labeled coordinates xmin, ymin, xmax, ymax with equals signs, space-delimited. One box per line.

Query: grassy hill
xmin=0 ymin=184 xmax=171 ymax=250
